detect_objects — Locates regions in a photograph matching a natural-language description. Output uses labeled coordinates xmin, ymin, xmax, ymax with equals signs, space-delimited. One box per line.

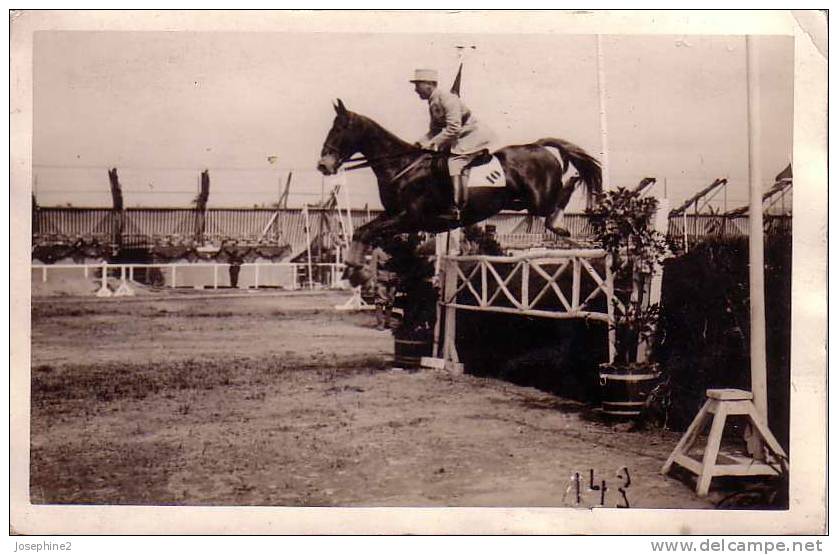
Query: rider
xmin=410 ymin=68 xmax=496 ymax=221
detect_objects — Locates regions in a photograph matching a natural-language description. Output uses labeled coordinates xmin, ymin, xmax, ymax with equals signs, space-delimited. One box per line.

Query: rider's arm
xmin=416 ymin=124 xmax=434 ymax=147
xmin=428 ymin=92 xmax=463 ymax=150
xmin=417 ymin=129 xmax=433 ymax=144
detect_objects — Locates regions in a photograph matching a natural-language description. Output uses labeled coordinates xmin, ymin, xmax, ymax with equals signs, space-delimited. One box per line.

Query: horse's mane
xmin=348 ymin=111 xmax=415 ymax=152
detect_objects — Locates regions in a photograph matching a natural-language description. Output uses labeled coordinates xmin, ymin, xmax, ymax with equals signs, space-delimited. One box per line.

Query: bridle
xmin=322 ymin=137 xmax=442 ymax=181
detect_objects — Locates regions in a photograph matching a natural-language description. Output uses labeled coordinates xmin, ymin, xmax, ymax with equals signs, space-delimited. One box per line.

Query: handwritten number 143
xmin=568 ymin=467 xmax=631 ymax=508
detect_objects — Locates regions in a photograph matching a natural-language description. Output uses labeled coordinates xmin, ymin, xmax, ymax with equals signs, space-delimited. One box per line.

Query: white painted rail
xmin=31 ymin=261 xmax=346 ymax=294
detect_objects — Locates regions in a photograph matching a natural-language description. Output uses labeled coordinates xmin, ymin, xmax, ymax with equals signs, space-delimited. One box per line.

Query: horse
xmin=317 ymin=99 xmax=602 ymax=285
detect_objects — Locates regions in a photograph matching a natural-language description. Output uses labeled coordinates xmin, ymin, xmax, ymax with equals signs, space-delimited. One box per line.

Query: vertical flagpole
xmin=746 ymin=35 xmax=768 ymax=424
xmin=661 ymin=36 xmax=784 ymax=486
xmin=596 ymin=35 xmax=611 ymax=191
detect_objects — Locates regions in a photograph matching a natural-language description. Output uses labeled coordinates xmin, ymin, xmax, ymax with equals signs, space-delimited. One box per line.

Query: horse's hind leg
xmin=545 ymin=204 xmax=571 ymax=237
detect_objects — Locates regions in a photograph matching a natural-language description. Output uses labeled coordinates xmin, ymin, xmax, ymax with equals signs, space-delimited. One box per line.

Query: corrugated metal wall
xmin=205 ymin=209 xmax=276 ymax=242
xmin=122 ymin=209 xmax=197 ymax=247
xmin=33 ymin=207 xmax=791 ymax=252
xmin=123 ymin=209 xmax=197 ymax=234
xmin=36 ymin=208 xmax=114 ymax=237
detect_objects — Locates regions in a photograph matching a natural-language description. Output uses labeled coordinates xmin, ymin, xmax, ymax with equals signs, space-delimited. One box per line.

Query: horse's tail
xmin=535 ymin=138 xmax=603 ymax=206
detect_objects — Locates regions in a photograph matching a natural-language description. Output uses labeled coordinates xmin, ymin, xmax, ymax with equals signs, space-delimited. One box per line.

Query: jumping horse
xmin=317 ymin=99 xmax=602 ymax=285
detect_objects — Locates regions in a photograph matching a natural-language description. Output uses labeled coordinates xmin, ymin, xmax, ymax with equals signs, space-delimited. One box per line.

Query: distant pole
xmin=596 ymin=35 xmax=611 ymax=189
xmin=303 ymin=204 xmax=314 ymax=289
xmin=724 ymin=179 xmax=728 ymax=213
xmin=279 ymin=171 xmax=292 ymax=243
xmin=281 ymin=171 xmax=292 ymax=209
xmin=32 ymin=190 xmax=39 ymax=236
xmin=340 ymin=169 xmax=353 ymax=239
xmin=195 ymin=170 xmax=210 ymax=245
xmin=746 ymin=35 xmax=768 ymax=423
xmin=107 ymin=168 xmax=124 ymax=252
xmin=274 ymin=175 xmax=282 ymax=245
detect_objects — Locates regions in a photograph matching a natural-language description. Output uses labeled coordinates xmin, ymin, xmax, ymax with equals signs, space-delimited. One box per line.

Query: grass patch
xmin=31 ymin=439 xmax=180 ymax=504
xmin=32 ymin=354 xmax=392 ymax=408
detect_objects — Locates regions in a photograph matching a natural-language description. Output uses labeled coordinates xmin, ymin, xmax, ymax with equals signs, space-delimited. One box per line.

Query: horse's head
xmin=317 ymin=99 xmax=363 ymax=176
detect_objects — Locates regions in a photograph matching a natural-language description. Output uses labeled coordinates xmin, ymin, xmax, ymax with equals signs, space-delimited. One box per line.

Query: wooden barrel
xmin=598 ymin=364 xmax=660 ymax=417
xmin=393 ymin=338 xmax=432 ymax=369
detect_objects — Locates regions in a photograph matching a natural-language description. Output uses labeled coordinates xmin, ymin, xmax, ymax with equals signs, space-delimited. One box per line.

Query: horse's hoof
xmin=551 ymin=227 xmax=571 ymax=237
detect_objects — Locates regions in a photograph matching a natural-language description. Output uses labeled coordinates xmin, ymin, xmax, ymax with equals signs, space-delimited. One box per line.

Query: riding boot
xmin=453 ymin=173 xmax=469 ymax=210
xmin=436 ymin=175 xmax=467 ymax=224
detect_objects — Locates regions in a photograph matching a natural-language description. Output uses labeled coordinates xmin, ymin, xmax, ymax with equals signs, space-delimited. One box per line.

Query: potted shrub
xmin=586 ymin=187 xmax=669 ymax=418
xmin=379 ymin=234 xmax=438 ymax=370
xmin=461 ymin=224 xmax=505 ymax=256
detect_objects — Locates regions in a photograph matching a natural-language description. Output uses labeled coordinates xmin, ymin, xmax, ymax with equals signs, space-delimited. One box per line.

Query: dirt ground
xmin=29 ymin=287 xmax=725 ymax=509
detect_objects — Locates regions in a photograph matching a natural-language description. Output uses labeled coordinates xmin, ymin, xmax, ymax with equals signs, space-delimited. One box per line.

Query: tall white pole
xmin=340 ymin=169 xmax=353 ymax=239
xmin=596 ymin=35 xmax=611 ymax=190
xmin=746 ymin=36 xmax=768 ymax=423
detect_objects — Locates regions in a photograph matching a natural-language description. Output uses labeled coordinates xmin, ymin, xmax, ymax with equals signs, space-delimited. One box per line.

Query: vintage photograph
xmin=10 ymin=11 xmax=826 ymax=535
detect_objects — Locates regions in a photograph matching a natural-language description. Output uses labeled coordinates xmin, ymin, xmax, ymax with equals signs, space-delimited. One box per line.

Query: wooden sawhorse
xmin=661 ymin=388 xmax=787 ymax=497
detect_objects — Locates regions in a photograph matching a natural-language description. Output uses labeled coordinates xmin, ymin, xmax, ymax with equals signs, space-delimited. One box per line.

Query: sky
xmin=32 ymin=31 xmax=794 ymax=212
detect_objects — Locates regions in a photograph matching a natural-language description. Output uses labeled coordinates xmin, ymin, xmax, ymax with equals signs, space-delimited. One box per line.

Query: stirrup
xmin=437 ymin=207 xmax=462 ymax=223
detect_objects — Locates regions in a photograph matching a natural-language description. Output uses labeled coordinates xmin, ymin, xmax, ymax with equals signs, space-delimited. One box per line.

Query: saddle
xmin=429 ymin=149 xmax=502 ymax=217
xmin=430 ymin=149 xmax=493 ymax=183
xmin=464 ymin=149 xmax=493 ymax=169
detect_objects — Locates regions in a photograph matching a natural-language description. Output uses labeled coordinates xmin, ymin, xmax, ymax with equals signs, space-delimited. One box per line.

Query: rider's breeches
xmin=448 ymin=155 xmax=472 ymax=209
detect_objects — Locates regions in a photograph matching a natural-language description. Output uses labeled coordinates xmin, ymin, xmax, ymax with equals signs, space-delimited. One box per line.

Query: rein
xmin=321 ymin=117 xmax=443 ymax=183
xmin=327 ymin=144 xmax=441 ymax=184
xmin=323 ymin=141 xmax=416 ymax=171
xmin=341 ymin=150 xmax=428 ymax=172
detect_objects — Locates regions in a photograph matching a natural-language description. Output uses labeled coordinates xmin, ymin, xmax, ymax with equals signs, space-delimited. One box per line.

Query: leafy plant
xmin=587 ymin=187 xmax=669 ymax=364
xmin=611 ymin=301 xmax=661 ymax=365
xmin=587 ymin=187 xmax=668 ymax=275
xmin=462 ymin=224 xmax=505 ymax=256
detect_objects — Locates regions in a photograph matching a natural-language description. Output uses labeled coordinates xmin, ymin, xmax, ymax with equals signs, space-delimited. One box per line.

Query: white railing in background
xmin=31 ymin=261 xmax=346 ymax=296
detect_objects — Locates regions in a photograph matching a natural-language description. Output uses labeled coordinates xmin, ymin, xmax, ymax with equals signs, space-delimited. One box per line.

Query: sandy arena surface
xmin=29 ymin=287 xmax=724 ymax=510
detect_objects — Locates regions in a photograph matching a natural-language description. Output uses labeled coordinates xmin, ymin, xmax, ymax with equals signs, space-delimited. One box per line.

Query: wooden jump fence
xmin=432 ymin=249 xmax=620 ymax=373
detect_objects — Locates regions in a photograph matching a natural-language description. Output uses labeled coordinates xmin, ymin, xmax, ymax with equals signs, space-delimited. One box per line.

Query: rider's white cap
xmin=409 ymin=69 xmax=438 ymax=83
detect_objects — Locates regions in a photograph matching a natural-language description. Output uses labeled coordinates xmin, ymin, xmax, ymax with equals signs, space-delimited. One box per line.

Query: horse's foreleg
xmin=343 ymin=213 xmax=417 ymax=287
xmin=366 ymin=211 xmax=420 ymax=238
xmin=344 ymin=216 xmax=390 ymax=270
xmin=359 ymin=213 xmax=404 ymax=245
xmin=344 ymin=239 xmax=368 ymax=268
xmin=344 ymin=212 xmax=415 ymax=266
